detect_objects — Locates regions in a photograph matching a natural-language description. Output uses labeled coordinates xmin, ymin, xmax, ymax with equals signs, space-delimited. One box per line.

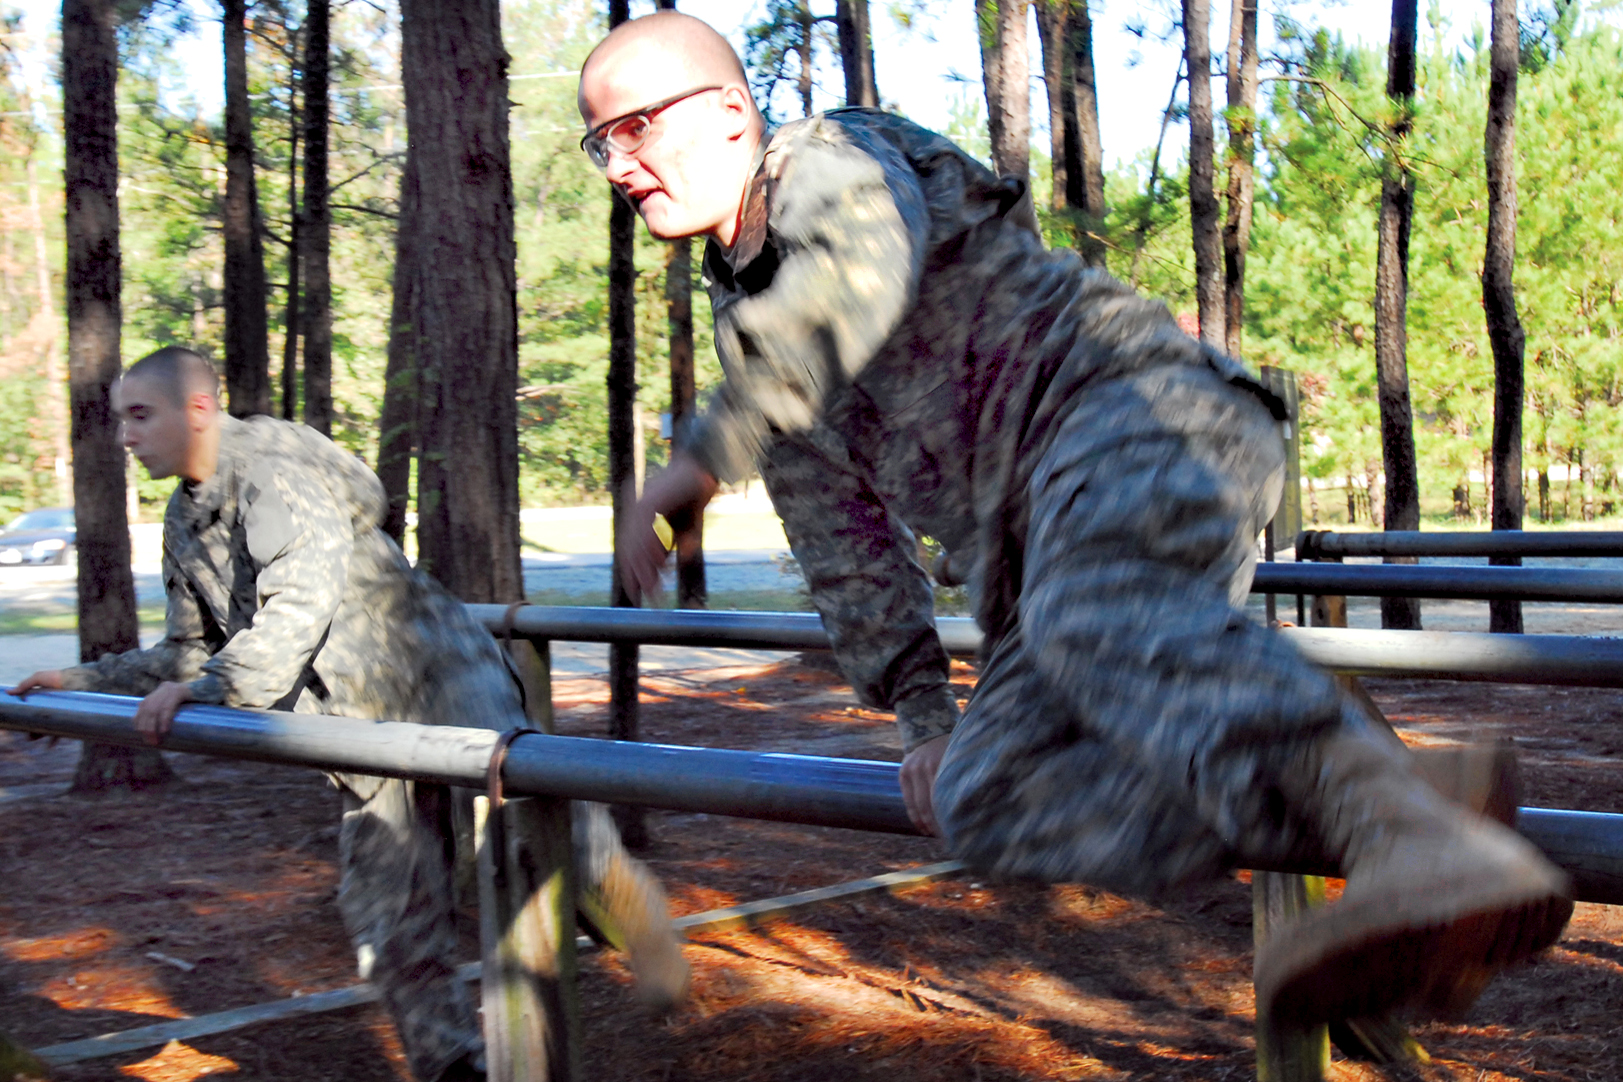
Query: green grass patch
xmin=0 ymin=605 xmax=166 ymax=636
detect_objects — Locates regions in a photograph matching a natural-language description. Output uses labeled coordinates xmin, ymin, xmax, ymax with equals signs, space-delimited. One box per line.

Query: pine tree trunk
xmin=1182 ymin=0 xmax=1224 ymax=347
xmin=63 ymin=0 xmax=173 ymax=793
xmin=992 ymin=0 xmax=1030 ymax=180
xmin=222 ymin=0 xmax=272 ymax=417
xmin=665 ymin=238 xmax=705 ymax=609
xmin=796 ymin=2 xmax=814 ymax=117
xmin=27 ymin=156 xmax=71 ymax=505
xmin=975 ymin=0 xmax=1005 ymax=170
xmin=301 ymin=0 xmax=333 ymax=437
xmin=281 ymin=70 xmax=300 ymax=422
xmin=835 ymin=0 xmax=877 ymax=107
xmin=1221 ymin=0 xmax=1258 ymax=358
xmin=657 ymin=0 xmax=701 ymax=609
xmin=1376 ymin=0 xmax=1422 ymax=630
xmin=1035 ymin=1 xmax=1067 ymax=212
xmin=377 ymin=152 xmax=420 ymax=547
xmin=1485 ymin=0 xmax=1525 ymax=634
xmin=1066 ymin=1 xmax=1107 ymax=265
xmin=606 ymin=0 xmax=646 ymax=847
xmin=401 ymin=0 xmax=522 ymax=604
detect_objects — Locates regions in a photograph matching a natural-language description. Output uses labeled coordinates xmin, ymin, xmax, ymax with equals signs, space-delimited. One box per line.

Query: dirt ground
xmin=2 ymin=658 xmax=1621 ymax=1082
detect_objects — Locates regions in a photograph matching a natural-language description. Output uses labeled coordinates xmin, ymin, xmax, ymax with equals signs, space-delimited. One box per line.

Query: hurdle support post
xmin=476 ymin=792 xmax=580 ymax=1082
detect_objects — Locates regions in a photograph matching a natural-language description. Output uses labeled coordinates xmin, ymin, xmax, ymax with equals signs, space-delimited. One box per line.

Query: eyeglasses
xmin=580 ymin=85 xmax=723 ymax=169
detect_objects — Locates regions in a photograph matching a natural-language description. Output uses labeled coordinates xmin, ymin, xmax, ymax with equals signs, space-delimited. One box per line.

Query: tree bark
xmin=377 ymin=150 xmax=420 ymax=547
xmin=301 ymin=0 xmax=333 ymax=436
xmin=27 ymin=155 xmax=71 ymax=506
xmin=835 ymin=0 xmax=877 ymax=107
xmin=400 ymin=0 xmax=522 ymax=605
xmin=1375 ymin=0 xmax=1422 ymax=630
xmin=281 ymin=61 xmax=300 ymax=422
xmin=1066 ymin=1 xmax=1106 ymax=265
xmin=222 ymin=0 xmax=272 ymax=417
xmin=975 ymin=0 xmax=1005 ymax=171
xmin=992 ymin=0 xmax=1030 ymax=180
xmin=1221 ymin=0 xmax=1258 ymax=358
xmin=606 ymin=0 xmax=645 ymax=847
xmin=1485 ymin=0 xmax=1526 ymax=634
xmin=1182 ymin=0 xmax=1224 ymax=347
xmin=63 ymin=0 xmax=174 ymax=792
xmin=1035 ymin=1 xmax=1067 ymax=212
xmin=666 ymin=238 xmax=705 ymax=609
xmin=795 ymin=1 xmax=814 ymax=118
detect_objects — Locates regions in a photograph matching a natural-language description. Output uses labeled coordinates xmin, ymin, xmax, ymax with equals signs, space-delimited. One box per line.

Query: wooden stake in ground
xmin=1485 ymin=0 xmax=1526 ymax=635
xmin=476 ymin=793 xmax=581 ymax=1082
xmin=1375 ymin=0 xmax=1423 ymax=630
xmin=63 ymin=0 xmax=173 ymax=794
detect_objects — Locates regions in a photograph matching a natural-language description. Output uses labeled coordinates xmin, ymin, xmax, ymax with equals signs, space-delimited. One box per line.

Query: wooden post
xmin=1259 ymin=583 xmax=1427 ymax=1076
xmin=476 ymin=792 xmax=579 ymax=1082
xmin=1253 ymin=872 xmax=1329 ymax=1082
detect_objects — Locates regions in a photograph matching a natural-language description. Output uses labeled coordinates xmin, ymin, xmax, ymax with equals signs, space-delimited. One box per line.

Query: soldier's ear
xmin=718 ymin=85 xmax=754 ymax=140
xmin=186 ymin=391 xmax=218 ymax=431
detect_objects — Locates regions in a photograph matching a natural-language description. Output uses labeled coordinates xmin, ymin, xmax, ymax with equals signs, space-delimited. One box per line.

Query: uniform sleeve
xmin=687 ymin=127 xmax=931 ymax=484
xmin=58 ymin=547 xmax=215 ymax=697
xmin=185 ymin=460 xmax=351 ymax=709
xmin=759 ymin=432 xmax=959 ymax=752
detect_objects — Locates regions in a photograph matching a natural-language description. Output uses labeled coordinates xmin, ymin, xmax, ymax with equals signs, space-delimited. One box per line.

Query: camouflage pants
xmin=934 ymin=363 xmax=1357 ymax=895
xmin=335 ymin=649 xmax=633 ymax=1081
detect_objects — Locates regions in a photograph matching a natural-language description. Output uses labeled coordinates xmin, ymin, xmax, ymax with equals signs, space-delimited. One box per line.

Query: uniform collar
xmin=720 ymin=131 xmax=775 ymax=271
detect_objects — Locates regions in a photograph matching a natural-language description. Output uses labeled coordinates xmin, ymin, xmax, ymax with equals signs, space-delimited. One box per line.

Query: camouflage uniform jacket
xmin=690 ymin=108 xmax=1277 ymax=750
xmin=61 ymin=415 xmax=501 ymax=760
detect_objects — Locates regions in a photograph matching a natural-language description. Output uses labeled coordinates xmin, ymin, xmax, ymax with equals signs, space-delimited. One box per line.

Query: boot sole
xmin=1256 ymin=872 xmax=1572 ymax=1025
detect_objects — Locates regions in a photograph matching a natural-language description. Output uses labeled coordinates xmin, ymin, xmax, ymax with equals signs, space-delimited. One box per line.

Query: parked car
xmin=0 ymin=507 xmax=76 ymax=566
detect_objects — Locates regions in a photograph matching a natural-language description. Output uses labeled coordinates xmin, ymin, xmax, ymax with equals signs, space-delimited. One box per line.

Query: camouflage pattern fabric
xmin=692 ymin=108 xmax=1286 ymax=750
xmin=933 ymin=365 xmax=1355 ymax=893
xmin=57 ymin=415 xmax=633 ymax=1081
xmin=758 ymin=427 xmax=960 ymax=749
xmin=688 ymin=109 xmax=1359 ymax=886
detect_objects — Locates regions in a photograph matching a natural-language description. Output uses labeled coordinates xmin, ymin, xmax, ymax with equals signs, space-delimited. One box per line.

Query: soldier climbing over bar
xmin=582 ymin=11 xmax=1572 ymax=1029
xmin=10 ymin=347 xmax=687 ymax=1082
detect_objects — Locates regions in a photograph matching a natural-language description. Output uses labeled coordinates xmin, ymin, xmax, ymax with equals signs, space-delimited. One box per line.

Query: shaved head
xmin=123 ymin=346 xmax=221 ymax=408
xmin=579 ymin=12 xmax=764 ymax=245
xmin=579 ymin=12 xmax=751 ymax=124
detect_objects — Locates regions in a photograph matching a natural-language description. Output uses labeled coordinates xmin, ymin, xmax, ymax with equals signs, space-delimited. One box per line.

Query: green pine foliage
xmin=0 ymin=2 xmax=1617 ymax=525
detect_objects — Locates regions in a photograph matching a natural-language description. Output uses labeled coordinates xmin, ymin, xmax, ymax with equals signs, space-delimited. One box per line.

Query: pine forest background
xmin=0 ymin=0 xmax=1619 ymax=527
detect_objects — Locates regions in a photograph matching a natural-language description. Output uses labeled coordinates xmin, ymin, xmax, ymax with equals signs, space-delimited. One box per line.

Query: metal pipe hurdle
xmin=8 ymin=578 xmax=1623 ymax=1080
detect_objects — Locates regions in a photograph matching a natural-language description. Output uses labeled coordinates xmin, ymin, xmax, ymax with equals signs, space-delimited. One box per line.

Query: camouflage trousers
xmin=334 ymin=654 xmax=632 ymax=1081
xmin=934 ymin=363 xmax=1359 ymax=896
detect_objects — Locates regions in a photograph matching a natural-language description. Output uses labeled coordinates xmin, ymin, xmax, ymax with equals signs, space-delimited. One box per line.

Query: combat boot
xmin=1254 ymin=731 xmax=1572 ymax=1025
xmin=580 ymin=848 xmax=690 ymax=1012
xmin=574 ymin=802 xmax=689 ymax=1012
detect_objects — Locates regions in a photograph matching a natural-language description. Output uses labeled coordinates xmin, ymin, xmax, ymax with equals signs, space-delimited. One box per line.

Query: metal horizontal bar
xmin=1298 ymin=530 xmax=1623 ymax=560
xmin=469 ymin=603 xmax=986 ymax=657
xmin=1 ymin=690 xmax=1619 ymax=905
xmin=1251 ymin=561 xmax=1623 ymax=602
xmin=476 ymin=605 xmax=1623 ymax=687
xmin=1284 ymin=627 xmax=1623 ymax=688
